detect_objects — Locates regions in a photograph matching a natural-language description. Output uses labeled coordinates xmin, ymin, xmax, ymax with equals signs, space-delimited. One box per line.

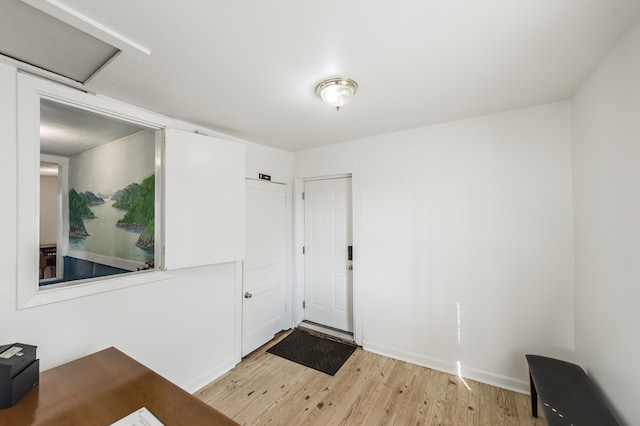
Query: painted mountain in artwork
xmin=112 ymin=183 xmax=140 ymax=208
xmin=82 ymin=191 xmax=105 ymax=206
xmin=116 ymin=175 xmax=155 ymax=249
xmin=68 ymin=188 xmax=94 ymax=238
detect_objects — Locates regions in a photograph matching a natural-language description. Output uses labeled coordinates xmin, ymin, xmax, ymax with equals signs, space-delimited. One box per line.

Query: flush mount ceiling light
xmin=315 ymin=77 xmax=358 ymax=111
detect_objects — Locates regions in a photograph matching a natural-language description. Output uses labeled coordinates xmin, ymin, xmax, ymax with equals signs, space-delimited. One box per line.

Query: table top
xmin=0 ymin=347 xmax=239 ymax=426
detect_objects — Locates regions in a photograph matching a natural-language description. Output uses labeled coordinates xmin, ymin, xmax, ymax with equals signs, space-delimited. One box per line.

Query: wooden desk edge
xmin=0 ymin=346 xmax=239 ymax=426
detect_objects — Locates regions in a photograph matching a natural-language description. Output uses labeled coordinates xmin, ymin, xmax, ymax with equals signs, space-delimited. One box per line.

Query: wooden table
xmin=0 ymin=347 xmax=239 ymax=425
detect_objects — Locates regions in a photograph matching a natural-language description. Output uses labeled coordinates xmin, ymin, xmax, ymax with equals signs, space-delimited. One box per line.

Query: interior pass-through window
xmin=39 ymin=98 xmax=159 ymax=287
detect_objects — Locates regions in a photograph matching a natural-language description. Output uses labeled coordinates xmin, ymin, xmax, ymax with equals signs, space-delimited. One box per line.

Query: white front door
xmin=242 ymin=179 xmax=287 ymax=356
xmin=303 ymin=177 xmax=353 ymax=332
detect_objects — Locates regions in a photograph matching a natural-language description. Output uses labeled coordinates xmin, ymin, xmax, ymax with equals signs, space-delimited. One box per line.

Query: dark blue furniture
xmin=526 ymin=354 xmax=618 ymax=425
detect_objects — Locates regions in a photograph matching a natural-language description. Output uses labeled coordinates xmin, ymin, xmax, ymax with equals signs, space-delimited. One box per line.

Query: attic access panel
xmin=0 ymin=0 xmax=120 ymax=83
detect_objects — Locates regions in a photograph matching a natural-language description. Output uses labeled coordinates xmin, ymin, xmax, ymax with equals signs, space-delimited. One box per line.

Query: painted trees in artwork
xmin=116 ymin=174 xmax=155 ymax=248
xmin=68 ymin=188 xmax=93 ymax=238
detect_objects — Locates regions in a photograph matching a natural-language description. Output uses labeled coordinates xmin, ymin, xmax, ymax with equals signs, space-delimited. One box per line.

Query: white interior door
xmin=304 ymin=177 xmax=353 ymax=332
xmin=242 ymin=179 xmax=287 ymax=356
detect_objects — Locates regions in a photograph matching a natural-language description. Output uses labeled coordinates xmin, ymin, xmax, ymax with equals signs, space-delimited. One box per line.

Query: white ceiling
xmin=39 ymin=98 xmax=148 ymax=157
xmin=12 ymin=0 xmax=640 ymax=151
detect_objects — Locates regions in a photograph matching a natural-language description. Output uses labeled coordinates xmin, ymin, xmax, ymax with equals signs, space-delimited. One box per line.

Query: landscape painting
xmin=67 ymin=129 xmax=156 ymax=270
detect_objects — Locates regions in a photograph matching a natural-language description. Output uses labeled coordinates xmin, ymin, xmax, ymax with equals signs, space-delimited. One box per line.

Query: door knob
xmin=244 ymin=292 xmax=253 ymax=299
xmin=348 ymin=264 xmax=353 ymax=270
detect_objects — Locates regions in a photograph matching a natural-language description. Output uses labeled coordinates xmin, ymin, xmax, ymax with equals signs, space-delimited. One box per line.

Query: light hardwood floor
xmin=196 ymin=331 xmax=546 ymax=425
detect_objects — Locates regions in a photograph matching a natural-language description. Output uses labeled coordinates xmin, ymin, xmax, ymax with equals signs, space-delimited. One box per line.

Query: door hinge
xmin=302 ymin=246 xmax=305 ymax=254
xmin=303 ymin=300 xmax=306 ymax=309
xmin=302 ymin=192 xmax=305 ymax=200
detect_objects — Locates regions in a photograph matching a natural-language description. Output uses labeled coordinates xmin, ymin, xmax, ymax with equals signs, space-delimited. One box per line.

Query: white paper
xmin=110 ymin=407 xmax=165 ymax=426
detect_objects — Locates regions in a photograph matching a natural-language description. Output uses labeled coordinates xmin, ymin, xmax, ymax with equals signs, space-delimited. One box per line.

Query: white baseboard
xmin=183 ymin=356 xmax=240 ymax=394
xmin=362 ymin=340 xmax=529 ymax=395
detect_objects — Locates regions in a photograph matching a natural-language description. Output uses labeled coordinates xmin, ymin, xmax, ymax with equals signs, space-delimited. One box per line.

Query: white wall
xmin=244 ymin=140 xmax=292 ymax=184
xmin=294 ymin=101 xmax=575 ymax=392
xmin=0 ymin=62 xmax=292 ymax=393
xmin=572 ymin=16 xmax=640 ymax=425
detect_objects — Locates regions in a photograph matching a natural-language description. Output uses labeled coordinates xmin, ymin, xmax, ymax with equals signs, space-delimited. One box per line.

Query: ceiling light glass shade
xmin=316 ymin=77 xmax=358 ymax=110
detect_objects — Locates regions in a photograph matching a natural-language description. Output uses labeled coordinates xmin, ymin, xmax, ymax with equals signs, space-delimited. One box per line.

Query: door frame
xmin=293 ymin=167 xmax=362 ymax=345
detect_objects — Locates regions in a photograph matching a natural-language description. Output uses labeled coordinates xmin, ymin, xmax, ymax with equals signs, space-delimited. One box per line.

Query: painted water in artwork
xmin=68 ymin=174 xmax=155 ymax=266
xmin=69 ymin=201 xmax=153 ymax=263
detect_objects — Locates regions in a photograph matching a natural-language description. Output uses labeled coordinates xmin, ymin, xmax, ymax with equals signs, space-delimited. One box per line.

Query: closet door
xmin=242 ymin=179 xmax=287 ymax=356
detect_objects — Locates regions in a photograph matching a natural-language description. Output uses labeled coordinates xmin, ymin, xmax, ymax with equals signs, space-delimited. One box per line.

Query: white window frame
xmin=17 ymin=73 xmax=170 ymax=309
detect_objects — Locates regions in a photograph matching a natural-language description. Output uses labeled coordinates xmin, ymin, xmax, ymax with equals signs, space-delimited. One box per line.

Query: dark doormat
xmin=267 ymin=329 xmax=357 ymax=376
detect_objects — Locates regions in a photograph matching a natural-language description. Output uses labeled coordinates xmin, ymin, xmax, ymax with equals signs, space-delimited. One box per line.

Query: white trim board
xmin=363 ymin=340 xmax=530 ymax=395
xmin=183 ymin=355 xmax=239 ymax=394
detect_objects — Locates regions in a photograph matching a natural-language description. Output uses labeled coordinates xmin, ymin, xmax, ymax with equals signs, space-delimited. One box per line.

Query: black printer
xmin=0 ymin=343 xmax=39 ymax=409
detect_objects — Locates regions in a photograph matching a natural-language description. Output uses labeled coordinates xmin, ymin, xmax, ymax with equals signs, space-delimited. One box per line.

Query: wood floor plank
xmin=386 ymin=362 xmax=425 ymax=424
xmin=405 ymin=365 xmax=436 ymax=425
xmin=454 ymin=375 xmax=479 ymax=426
xmin=195 ymin=331 xmax=547 ymax=425
xmin=322 ymin=349 xmax=395 ymax=425
xmin=257 ymin=366 xmax=332 ymax=424
xmin=300 ymin=349 xmax=374 ymax=424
